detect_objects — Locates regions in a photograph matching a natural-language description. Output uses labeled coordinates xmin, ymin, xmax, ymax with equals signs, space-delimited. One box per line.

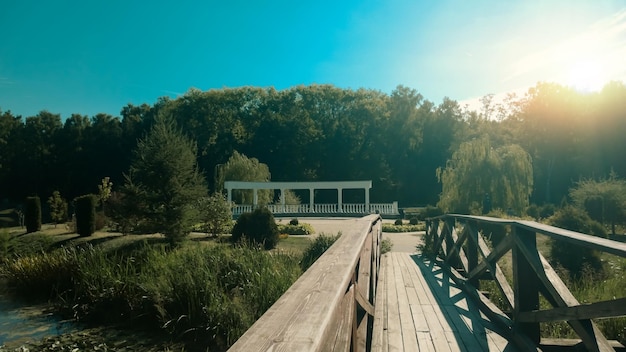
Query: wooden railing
xmin=228 ymin=214 xmax=382 ymax=351
xmin=425 ymin=214 xmax=626 ymax=352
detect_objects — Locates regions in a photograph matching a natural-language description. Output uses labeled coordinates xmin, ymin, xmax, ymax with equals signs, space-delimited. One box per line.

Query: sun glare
xmin=566 ymin=59 xmax=605 ymax=92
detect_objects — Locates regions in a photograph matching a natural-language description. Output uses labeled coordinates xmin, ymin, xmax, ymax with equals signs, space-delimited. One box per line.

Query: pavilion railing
xmin=228 ymin=214 xmax=383 ymax=352
xmin=425 ymin=214 xmax=626 ymax=351
xmin=232 ymin=202 xmax=399 ymax=216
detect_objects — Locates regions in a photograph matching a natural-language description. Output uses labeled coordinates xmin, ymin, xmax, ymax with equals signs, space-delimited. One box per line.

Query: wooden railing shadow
xmin=410 ymin=253 xmax=521 ymax=351
xmin=228 ymin=214 xmax=382 ymax=352
xmin=425 ymin=215 xmax=626 ymax=352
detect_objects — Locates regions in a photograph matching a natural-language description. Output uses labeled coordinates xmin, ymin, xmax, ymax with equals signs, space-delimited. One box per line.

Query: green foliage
xmin=300 ymin=233 xmax=341 ymax=271
xmin=394 ymin=219 xmax=403 ymax=225
xmin=75 ymin=194 xmax=96 ymax=237
xmin=47 ymin=190 xmax=68 ymax=227
xmin=278 ymin=223 xmax=314 ymax=235
xmin=123 ymin=115 xmax=208 ymax=244
xmin=0 ymin=243 xmax=301 ymax=350
xmin=217 ymin=151 xmax=272 ymax=205
xmin=0 ymin=229 xmax=10 ymax=260
xmin=289 ymin=218 xmax=299 ymax=225
xmin=278 ymin=190 xmax=301 ymax=206
xmin=570 ymin=172 xmax=626 ymax=235
xmin=232 ymin=208 xmax=280 ymax=249
xmin=24 ymin=196 xmax=41 ymax=233
xmin=418 ymin=205 xmax=443 ymax=220
xmin=197 ymin=192 xmax=233 ymax=236
xmin=380 ymin=238 xmax=393 ymax=254
xmin=409 ymin=217 xmax=419 ymax=225
xmin=382 ymin=223 xmax=424 ymax=232
xmin=437 ymin=137 xmax=533 ymax=214
xmin=548 ymin=206 xmax=606 ymax=278
xmin=97 ymin=176 xmax=113 ymax=208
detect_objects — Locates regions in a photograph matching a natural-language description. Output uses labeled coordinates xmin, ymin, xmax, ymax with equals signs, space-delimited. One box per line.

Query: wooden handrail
xmin=228 ymin=214 xmax=382 ymax=352
xmin=425 ymin=214 xmax=626 ymax=352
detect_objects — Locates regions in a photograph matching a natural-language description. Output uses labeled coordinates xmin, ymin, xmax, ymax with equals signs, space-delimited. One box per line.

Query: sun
xmin=566 ymin=59 xmax=605 ymax=92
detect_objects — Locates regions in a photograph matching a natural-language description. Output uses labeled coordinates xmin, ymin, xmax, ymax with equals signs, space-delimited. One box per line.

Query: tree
xmin=123 ymin=115 xmax=207 ymax=243
xmin=437 ymin=138 xmax=533 ymax=214
xmin=198 ymin=192 xmax=232 ymax=236
xmin=216 ymin=151 xmax=271 ymax=205
xmin=569 ymin=172 xmax=626 ymax=236
xmin=74 ymin=194 xmax=96 ymax=237
xmin=97 ymin=176 xmax=113 ymax=209
xmin=47 ymin=191 xmax=68 ymax=227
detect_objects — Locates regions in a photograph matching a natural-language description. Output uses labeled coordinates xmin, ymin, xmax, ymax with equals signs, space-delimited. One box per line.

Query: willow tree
xmin=570 ymin=172 xmax=626 ymax=236
xmin=436 ymin=138 xmax=533 ymax=214
xmin=216 ymin=151 xmax=272 ymax=205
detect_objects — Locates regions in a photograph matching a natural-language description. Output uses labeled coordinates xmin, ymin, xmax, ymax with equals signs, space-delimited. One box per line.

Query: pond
xmin=0 ymin=292 xmax=77 ymax=347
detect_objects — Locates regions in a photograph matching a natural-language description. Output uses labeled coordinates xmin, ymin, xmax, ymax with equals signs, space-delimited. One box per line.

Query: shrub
xmin=277 ymin=223 xmax=314 ymax=235
xmin=394 ymin=219 xmax=403 ymax=225
xmin=418 ymin=205 xmax=443 ymax=220
xmin=75 ymin=194 xmax=96 ymax=237
xmin=409 ymin=217 xmax=419 ymax=225
xmin=24 ymin=196 xmax=41 ymax=233
xmin=289 ymin=218 xmax=299 ymax=225
xmin=548 ymin=206 xmax=606 ymax=278
xmin=47 ymin=191 xmax=68 ymax=227
xmin=300 ymin=233 xmax=341 ymax=271
xmin=382 ymin=223 xmax=424 ymax=232
xmin=95 ymin=211 xmax=107 ymax=231
xmin=381 ymin=238 xmax=393 ymax=254
xmin=232 ymin=208 xmax=279 ymax=250
xmin=539 ymin=203 xmax=556 ymax=219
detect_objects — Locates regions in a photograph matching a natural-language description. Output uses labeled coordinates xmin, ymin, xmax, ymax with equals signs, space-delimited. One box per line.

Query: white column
xmin=309 ymin=188 xmax=314 ymax=212
xmin=253 ymin=189 xmax=258 ymax=208
xmin=227 ymin=188 xmax=232 ymax=204
xmin=280 ymin=189 xmax=285 ymax=212
xmin=337 ymin=188 xmax=343 ymax=212
xmin=365 ymin=187 xmax=370 ymax=213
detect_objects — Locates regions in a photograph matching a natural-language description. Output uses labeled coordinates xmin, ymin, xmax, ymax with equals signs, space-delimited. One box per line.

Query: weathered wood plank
xmin=371 ymin=254 xmax=388 ymax=351
xmin=392 ymin=253 xmax=420 ymax=352
xmin=386 ymin=253 xmax=404 ymax=352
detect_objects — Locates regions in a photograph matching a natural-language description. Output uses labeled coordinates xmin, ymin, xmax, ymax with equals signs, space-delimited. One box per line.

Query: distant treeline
xmin=1 ymin=82 xmax=625 ymax=208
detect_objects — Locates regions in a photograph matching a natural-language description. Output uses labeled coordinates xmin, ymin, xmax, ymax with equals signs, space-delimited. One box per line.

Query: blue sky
xmin=1 ymin=0 xmax=626 ymax=118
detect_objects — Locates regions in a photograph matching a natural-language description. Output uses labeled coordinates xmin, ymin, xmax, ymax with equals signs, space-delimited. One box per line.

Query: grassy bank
xmin=0 ymin=232 xmax=304 ymax=351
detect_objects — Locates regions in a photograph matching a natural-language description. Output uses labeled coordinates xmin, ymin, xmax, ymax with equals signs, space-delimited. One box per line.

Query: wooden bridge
xmin=228 ymin=214 xmax=626 ymax=351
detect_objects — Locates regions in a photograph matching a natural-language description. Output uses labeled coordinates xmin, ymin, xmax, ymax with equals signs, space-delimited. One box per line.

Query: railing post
xmin=466 ymin=222 xmax=479 ymax=288
xmin=512 ymin=226 xmax=540 ymax=345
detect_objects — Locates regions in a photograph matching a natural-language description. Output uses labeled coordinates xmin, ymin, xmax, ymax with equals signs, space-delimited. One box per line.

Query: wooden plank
xmin=513 ymin=228 xmax=541 ymax=344
xmin=473 ymin=233 xmax=515 ymax=310
xmin=518 ymin=297 xmax=626 ymax=322
xmin=329 ymin=285 xmax=356 ymax=352
xmin=386 ymin=254 xmax=404 ymax=352
xmin=392 ymin=253 xmax=420 ymax=352
xmin=371 ymin=254 xmax=388 ymax=350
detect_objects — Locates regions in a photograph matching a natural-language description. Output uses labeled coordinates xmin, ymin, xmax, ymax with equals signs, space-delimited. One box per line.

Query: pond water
xmin=0 ymin=292 xmax=77 ymax=347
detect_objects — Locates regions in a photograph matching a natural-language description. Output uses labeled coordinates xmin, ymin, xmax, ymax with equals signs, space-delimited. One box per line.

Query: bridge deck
xmin=372 ymin=252 xmax=517 ymax=352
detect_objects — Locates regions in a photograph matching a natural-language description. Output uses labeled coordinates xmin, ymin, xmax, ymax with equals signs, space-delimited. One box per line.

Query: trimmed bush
xmin=394 ymin=219 xmax=403 ymax=225
xmin=75 ymin=194 xmax=97 ymax=237
xmin=277 ymin=223 xmax=314 ymax=235
xmin=289 ymin=218 xmax=299 ymax=225
xmin=300 ymin=233 xmax=341 ymax=271
xmin=548 ymin=206 xmax=606 ymax=278
xmin=232 ymin=208 xmax=279 ymax=250
xmin=24 ymin=196 xmax=42 ymax=233
xmin=409 ymin=217 xmax=419 ymax=225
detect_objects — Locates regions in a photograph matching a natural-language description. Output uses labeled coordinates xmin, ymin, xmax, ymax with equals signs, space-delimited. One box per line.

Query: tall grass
xmin=0 ymin=242 xmax=302 ymax=351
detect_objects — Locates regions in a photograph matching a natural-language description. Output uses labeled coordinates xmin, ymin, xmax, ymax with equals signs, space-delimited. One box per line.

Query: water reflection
xmin=0 ymin=294 xmax=76 ymax=346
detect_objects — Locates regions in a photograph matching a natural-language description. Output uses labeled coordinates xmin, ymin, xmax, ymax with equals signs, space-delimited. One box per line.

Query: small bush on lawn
xmin=409 ymin=217 xmax=419 ymax=225
xmin=300 ymin=233 xmax=341 ymax=271
xmin=382 ymin=223 xmax=424 ymax=232
xmin=24 ymin=196 xmax=41 ymax=233
xmin=394 ymin=219 xmax=403 ymax=225
xmin=232 ymin=208 xmax=279 ymax=249
xmin=289 ymin=218 xmax=299 ymax=225
xmin=277 ymin=223 xmax=314 ymax=235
